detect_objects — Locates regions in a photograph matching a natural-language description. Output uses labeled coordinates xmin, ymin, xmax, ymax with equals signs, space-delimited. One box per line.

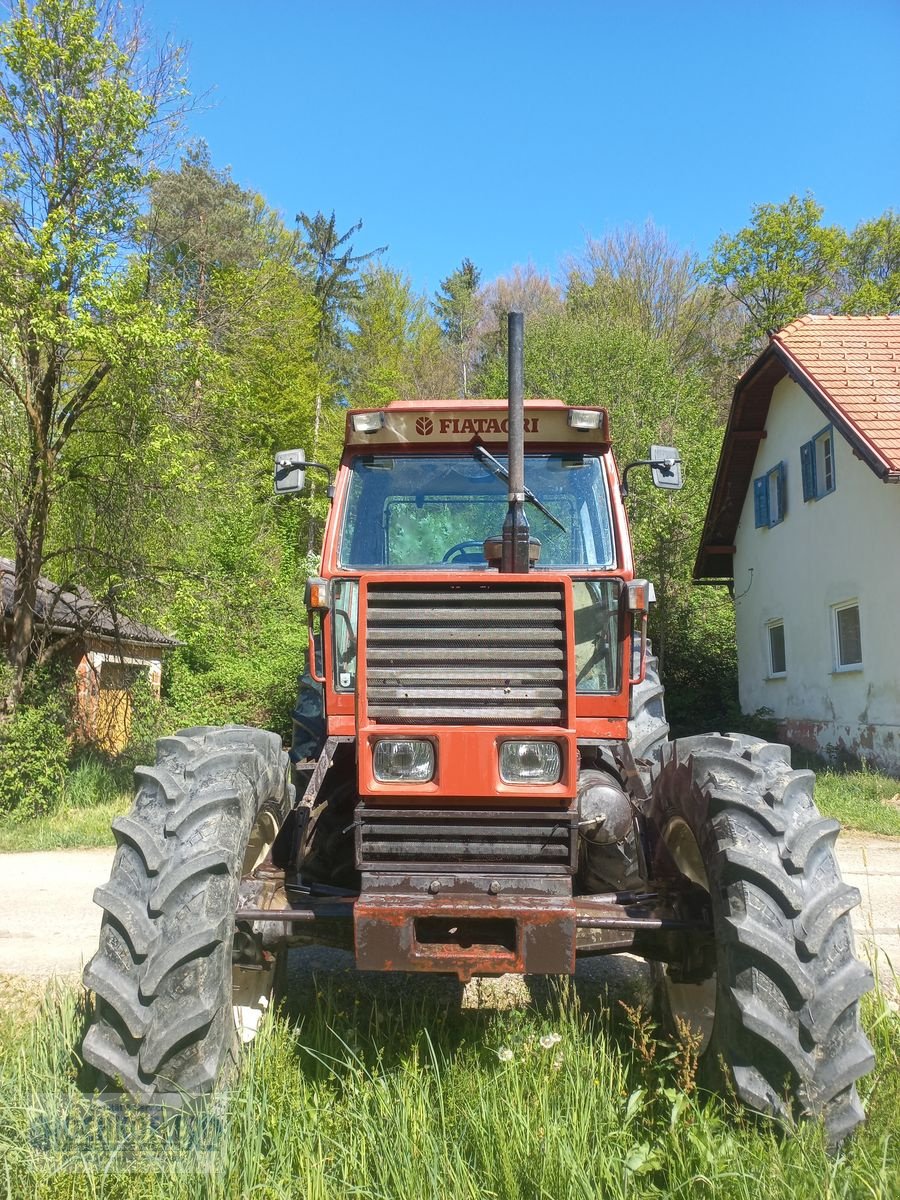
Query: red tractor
xmin=82 ymin=314 xmax=873 ymax=1144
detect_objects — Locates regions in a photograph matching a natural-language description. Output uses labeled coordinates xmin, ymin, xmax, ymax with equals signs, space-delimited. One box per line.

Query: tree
xmin=706 ymin=194 xmax=846 ymax=357
xmin=0 ymin=0 xmax=186 ymax=709
xmin=566 ymin=222 xmax=719 ymax=371
xmin=433 ymin=257 xmax=483 ymax=397
xmin=841 ymin=210 xmax=900 ymax=315
xmin=474 ymin=262 xmax=562 ymax=375
xmin=346 ymin=264 xmax=451 ymax=407
xmin=145 ymin=141 xmax=288 ymax=340
xmin=296 ymin=211 xmax=384 ymax=550
xmin=145 ymin=144 xmax=319 ymax=452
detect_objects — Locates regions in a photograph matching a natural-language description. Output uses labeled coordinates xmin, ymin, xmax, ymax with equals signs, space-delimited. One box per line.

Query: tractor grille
xmin=364 ymin=582 xmax=567 ymax=725
xmin=356 ymin=808 xmax=577 ymax=874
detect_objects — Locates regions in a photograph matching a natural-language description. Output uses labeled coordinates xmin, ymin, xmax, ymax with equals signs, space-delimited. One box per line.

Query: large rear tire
xmin=647 ymin=734 xmax=874 ymax=1145
xmin=81 ymin=725 xmax=292 ymax=1100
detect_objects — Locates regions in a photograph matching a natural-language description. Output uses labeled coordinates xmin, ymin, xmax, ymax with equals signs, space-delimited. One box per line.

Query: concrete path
xmin=0 ymin=835 xmax=896 ymax=994
xmin=836 ymin=832 xmax=900 ymax=993
xmin=0 ymin=847 xmax=113 ymax=980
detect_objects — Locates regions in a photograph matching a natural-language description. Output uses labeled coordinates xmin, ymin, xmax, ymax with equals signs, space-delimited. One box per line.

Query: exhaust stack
xmin=500 ymin=311 xmax=530 ymax=573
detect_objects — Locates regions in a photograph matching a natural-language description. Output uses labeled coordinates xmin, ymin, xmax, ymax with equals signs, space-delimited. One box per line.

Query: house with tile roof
xmin=0 ymin=558 xmax=177 ymax=752
xmin=694 ymin=314 xmax=900 ymax=772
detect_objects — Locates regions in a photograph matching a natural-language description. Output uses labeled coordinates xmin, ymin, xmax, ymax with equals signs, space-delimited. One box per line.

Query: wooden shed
xmin=1 ymin=558 xmax=178 ymax=752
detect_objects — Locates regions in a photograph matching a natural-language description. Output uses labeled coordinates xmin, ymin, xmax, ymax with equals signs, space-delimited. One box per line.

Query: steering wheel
xmin=441 ymin=540 xmax=486 ymax=564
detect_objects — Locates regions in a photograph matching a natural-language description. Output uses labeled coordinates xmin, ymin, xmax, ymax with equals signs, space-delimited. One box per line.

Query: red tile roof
xmin=774 ymin=315 xmax=900 ymax=474
xmin=694 ymin=314 xmax=900 ymax=582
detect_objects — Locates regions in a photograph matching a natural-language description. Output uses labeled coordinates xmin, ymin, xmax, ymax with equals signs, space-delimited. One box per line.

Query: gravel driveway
xmin=0 ymin=833 xmax=896 ymax=996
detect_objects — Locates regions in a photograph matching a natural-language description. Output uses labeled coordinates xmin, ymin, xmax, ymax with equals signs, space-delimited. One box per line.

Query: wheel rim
xmin=241 ymin=808 xmax=280 ymax=875
xmin=233 ymin=806 xmax=283 ymax=1043
xmin=232 ymin=960 xmax=278 ymax=1043
xmin=660 ymin=817 xmax=717 ymax=1051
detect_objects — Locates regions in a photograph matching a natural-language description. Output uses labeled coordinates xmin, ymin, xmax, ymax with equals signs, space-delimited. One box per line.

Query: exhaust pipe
xmin=501 ymin=311 xmax=530 ymax=573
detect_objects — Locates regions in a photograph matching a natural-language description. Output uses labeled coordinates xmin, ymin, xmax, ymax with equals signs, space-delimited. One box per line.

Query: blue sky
xmin=143 ymin=0 xmax=900 ymax=298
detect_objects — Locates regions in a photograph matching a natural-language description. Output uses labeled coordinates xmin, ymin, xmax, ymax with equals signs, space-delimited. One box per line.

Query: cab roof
xmin=344 ymin=398 xmax=609 ymax=449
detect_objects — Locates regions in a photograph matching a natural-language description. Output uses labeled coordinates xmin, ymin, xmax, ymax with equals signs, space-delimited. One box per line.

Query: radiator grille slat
xmin=356 ymin=809 xmax=576 ymax=872
xmin=365 ymin=582 xmax=567 ymax=725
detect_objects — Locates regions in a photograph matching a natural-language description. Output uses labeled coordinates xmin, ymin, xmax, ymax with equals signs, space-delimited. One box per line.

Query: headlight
xmin=499 ymin=741 xmax=562 ymax=784
xmin=373 ymin=739 xmax=435 ymax=783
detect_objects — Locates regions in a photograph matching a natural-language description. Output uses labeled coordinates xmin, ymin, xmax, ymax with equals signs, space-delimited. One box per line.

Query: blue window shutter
xmin=800 ymin=440 xmax=816 ymax=501
xmin=754 ymin=476 xmax=769 ymax=528
xmin=776 ymin=460 xmax=787 ymax=521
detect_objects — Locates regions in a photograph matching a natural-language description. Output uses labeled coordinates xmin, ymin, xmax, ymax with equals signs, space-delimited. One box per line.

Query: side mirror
xmin=650 ymin=445 xmax=683 ymax=491
xmin=274 ymin=449 xmax=306 ymax=494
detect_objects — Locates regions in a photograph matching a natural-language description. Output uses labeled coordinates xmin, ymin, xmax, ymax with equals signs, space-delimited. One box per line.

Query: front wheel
xmin=646 ymin=733 xmax=874 ymax=1146
xmin=82 ymin=725 xmax=292 ymax=1099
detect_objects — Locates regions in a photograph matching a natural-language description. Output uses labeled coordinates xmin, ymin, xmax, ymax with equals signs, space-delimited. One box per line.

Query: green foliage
xmin=61 ymin=750 xmax=133 ymax=809
xmin=159 ymin=493 xmax=308 ymax=739
xmin=566 ymin=222 xmax=718 ymax=370
xmin=0 ymin=693 xmax=68 ymax=818
xmin=707 ymin=194 xmax=900 ymax=360
xmin=0 ymin=0 xmax=189 ymax=705
xmin=347 ymin=263 xmax=449 ymax=407
xmin=147 ymin=140 xmax=287 ymax=332
xmin=707 ymin=193 xmax=846 ymax=356
xmin=297 ymin=209 xmax=386 ymax=365
xmin=722 ymin=705 xmax=780 ymax=743
xmin=842 ymin=209 xmax=900 ymax=315
xmin=117 ymin=671 xmax=165 ymax=771
xmin=434 ymin=256 xmax=483 ymax=396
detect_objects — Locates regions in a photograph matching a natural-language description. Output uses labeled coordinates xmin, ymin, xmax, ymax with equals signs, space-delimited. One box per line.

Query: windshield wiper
xmin=473 ymin=445 xmax=567 ymax=532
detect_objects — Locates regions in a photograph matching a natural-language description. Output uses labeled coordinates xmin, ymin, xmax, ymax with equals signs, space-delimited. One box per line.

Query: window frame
xmin=766 ymin=620 xmax=786 ymax=678
xmin=338 ymin=451 xmax=617 ymax=570
xmin=753 ymin=461 xmax=787 ymax=529
xmin=832 ymin=600 xmax=863 ymax=672
xmin=801 ymin=424 xmax=836 ymax=502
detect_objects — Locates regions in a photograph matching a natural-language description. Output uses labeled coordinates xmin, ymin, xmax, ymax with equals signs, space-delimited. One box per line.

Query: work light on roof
xmin=351 ymin=411 xmax=385 ymax=434
xmin=567 ymin=408 xmax=602 ymax=430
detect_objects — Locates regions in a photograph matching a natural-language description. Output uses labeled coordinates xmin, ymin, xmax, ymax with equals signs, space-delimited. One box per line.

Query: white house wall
xmin=733 ymin=376 xmax=900 ymax=771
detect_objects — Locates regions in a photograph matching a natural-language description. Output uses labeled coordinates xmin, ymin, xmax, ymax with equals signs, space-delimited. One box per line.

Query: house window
xmin=801 ymin=426 xmax=836 ymax=501
xmin=832 ymin=602 xmax=862 ymax=670
xmin=767 ymin=621 xmax=786 ymax=676
xmin=753 ymin=461 xmax=786 ymax=528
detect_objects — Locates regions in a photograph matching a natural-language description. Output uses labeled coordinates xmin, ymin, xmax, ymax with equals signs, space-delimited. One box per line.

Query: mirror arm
xmin=275 ymin=460 xmax=335 ymax=499
xmin=620 ymin=459 xmax=655 ymax=499
xmin=620 ymin=457 xmax=679 ymax=499
xmin=304 ymin=462 xmax=335 ymax=499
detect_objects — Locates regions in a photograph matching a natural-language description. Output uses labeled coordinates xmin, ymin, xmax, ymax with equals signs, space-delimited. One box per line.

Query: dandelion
xmin=539 ymin=1033 xmax=562 ymax=1050
xmin=497 ymin=1047 xmax=514 ymax=1062
xmin=552 ymin=1052 xmax=564 ymax=1071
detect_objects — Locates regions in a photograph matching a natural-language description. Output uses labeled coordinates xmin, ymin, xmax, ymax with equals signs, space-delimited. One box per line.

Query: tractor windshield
xmin=338 ymin=453 xmax=615 ymax=569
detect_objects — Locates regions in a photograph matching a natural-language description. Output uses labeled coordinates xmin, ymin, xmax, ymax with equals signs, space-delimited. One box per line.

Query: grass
xmin=0 ymin=966 xmax=897 ymax=1199
xmin=811 ymin=765 xmax=900 ymax=838
xmin=0 ymin=753 xmax=130 ymax=852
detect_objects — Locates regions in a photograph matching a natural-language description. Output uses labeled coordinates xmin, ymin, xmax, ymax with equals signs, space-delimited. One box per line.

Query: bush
xmin=62 ymin=750 xmax=133 ymax=809
xmin=722 ymin=704 xmax=779 ymax=742
xmin=0 ymin=698 xmax=69 ymax=819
